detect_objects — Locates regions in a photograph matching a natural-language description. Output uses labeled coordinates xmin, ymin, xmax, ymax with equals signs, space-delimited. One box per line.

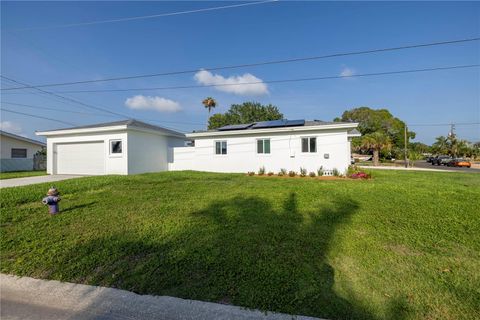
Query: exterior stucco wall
xmin=0 ymin=134 xmax=44 ymax=172
xmin=169 ymin=128 xmax=351 ymax=173
xmin=45 ymin=131 xmax=128 ymax=175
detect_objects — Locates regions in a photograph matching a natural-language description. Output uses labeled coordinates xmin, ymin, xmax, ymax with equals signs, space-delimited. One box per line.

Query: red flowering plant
xmin=347 ymin=165 xmax=372 ymax=179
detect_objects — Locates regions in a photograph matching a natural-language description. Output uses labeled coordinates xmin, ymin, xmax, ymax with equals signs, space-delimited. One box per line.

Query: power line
xmin=0 ymin=75 xmax=132 ymax=119
xmin=1 ymin=101 xmax=205 ymax=126
xmin=2 ymin=37 xmax=479 ymax=90
xmin=408 ymin=122 xmax=480 ymax=127
xmin=30 ymin=64 xmax=480 ymax=94
xmin=1 ymin=108 xmax=77 ymax=126
xmin=8 ymin=0 xmax=278 ymax=31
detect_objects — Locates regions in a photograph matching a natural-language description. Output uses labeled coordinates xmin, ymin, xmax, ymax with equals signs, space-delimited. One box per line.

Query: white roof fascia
xmin=186 ymin=123 xmax=358 ymax=138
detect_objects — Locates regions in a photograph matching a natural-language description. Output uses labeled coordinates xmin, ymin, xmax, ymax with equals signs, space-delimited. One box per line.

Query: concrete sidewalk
xmin=358 ymin=165 xmax=457 ymax=172
xmin=0 ymin=274 xmax=322 ymax=320
xmin=0 ymin=175 xmax=84 ymax=188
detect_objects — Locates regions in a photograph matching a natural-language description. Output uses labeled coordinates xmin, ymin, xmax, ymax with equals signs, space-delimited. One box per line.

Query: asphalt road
xmin=412 ymin=160 xmax=480 ymax=173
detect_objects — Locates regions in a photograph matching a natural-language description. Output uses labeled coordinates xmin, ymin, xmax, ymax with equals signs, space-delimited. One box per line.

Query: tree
xmin=335 ymin=107 xmax=415 ymax=151
xmin=358 ymin=132 xmax=392 ymax=166
xmin=202 ymin=97 xmax=217 ymax=127
xmin=432 ymin=136 xmax=449 ymax=155
xmin=208 ymin=101 xmax=283 ymax=129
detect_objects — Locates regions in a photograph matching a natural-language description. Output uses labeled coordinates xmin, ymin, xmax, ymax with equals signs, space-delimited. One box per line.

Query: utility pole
xmin=404 ymin=124 xmax=408 ymax=168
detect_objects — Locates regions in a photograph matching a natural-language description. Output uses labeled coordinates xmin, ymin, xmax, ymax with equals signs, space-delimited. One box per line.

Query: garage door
xmin=55 ymin=142 xmax=105 ymax=175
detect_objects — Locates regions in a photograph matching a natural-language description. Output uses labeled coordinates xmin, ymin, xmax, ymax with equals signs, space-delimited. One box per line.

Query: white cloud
xmin=0 ymin=121 xmax=23 ymax=134
xmin=194 ymin=70 xmax=268 ymax=95
xmin=340 ymin=66 xmax=355 ymax=78
xmin=125 ymin=95 xmax=181 ymax=113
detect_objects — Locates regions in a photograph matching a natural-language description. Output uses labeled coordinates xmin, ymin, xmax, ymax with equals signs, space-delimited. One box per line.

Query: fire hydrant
xmin=42 ymin=187 xmax=61 ymax=214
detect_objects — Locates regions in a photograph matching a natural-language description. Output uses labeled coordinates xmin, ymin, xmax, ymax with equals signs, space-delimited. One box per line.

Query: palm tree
xmin=432 ymin=136 xmax=449 ymax=155
xmin=202 ymin=97 xmax=217 ymax=128
xmin=359 ymin=132 xmax=392 ymax=166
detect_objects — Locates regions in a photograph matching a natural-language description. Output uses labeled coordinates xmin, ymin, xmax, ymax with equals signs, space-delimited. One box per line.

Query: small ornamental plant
xmin=267 ymin=171 xmax=274 ymax=176
xmin=288 ymin=170 xmax=296 ymax=177
xmin=299 ymin=167 xmax=307 ymax=177
xmin=309 ymin=171 xmax=316 ymax=178
xmin=247 ymin=171 xmax=255 ymax=176
xmin=350 ymin=172 xmax=371 ymax=179
xmin=258 ymin=166 xmax=266 ymax=175
xmin=277 ymin=171 xmax=284 ymax=176
xmin=317 ymin=166 xmax=324 ymax=177
xmin=332 ymin=168 xmax=340 ymax=177
xmin=280 ymin=168 xmax=287 ymax=176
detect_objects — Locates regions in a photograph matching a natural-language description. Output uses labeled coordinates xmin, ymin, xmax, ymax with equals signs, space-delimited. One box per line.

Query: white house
xmin=169 ymin=120 xmax=360 ymax=174
xmin=0 ymin=130 xmax=46 ymax=172
xmin=36 ymin=120 xmax=186 ymax=175
xmin=36 ymin=119 xmax=359 ymax=176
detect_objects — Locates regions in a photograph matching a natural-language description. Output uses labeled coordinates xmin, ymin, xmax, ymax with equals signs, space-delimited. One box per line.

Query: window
xmin=301 ymin=137 xmax=317 ymax=153
xmin=11 ymin=148 xmax=27 ymax=158
xmin=215 ymin=141 xmax=227 ymax=155
xmin=110 ymin=140 xmax=122 ymax=154
xmin=257 ymin=139 xmax=271 ymax=154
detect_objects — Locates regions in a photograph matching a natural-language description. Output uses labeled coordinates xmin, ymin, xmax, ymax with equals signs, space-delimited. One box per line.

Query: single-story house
xmin=36 ymin=119 xmax=359 ymax=176
xmin=0 ymin=130 xmax=46 ymax=172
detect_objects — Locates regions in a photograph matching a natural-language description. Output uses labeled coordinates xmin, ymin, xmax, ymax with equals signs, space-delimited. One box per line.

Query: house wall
xmin=127 ymin=130 xmax=185 ymax=174
xmin=169 ymin=128 xmax=351 ymax=173
xmin=0 ymin=134 xmax=44 ymax=172
xmin=45 ymin=131 xmax=128 ymax=175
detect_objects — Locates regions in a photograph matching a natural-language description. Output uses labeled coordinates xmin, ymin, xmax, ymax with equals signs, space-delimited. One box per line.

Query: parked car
xmin=447 ymin=158 xmax=471 ymax=168
xmin=426 ymin=156 xmax=435 ymax=163
xmin=431 ymin=155 xmax=452 ymax=166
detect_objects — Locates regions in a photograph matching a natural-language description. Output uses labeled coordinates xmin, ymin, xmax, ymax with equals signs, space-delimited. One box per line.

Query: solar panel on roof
xmin=217 ymin=123 xmax=254 ymax=131
xmin=285 ymin=119 xmax=305 ymax=127
xmin=252 ymin=119 xmax=305 ymax=129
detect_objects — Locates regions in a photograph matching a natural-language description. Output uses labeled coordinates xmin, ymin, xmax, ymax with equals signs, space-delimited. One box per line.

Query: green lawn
xmin=1 ymin=171 xmax=479 ymax=319
xmin=0 ymin=170 xmax=47 ymax=180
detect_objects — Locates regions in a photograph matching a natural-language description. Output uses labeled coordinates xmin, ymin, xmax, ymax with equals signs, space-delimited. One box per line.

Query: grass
xmin=1 ymin=171 xmax=479 ymax=319
xmin=0 ymin=170 xmax=47 ymax=180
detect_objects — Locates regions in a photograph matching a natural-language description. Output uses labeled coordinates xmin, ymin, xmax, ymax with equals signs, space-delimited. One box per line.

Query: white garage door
xmin=55 ymin=142 xmax=105 ymax=175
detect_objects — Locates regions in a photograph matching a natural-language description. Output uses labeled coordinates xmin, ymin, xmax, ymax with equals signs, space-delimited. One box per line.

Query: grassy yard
xmin=1 ymin=171 xmax=479 ymax=319
xmin=0 ymin=170 xmax=47 ymax=180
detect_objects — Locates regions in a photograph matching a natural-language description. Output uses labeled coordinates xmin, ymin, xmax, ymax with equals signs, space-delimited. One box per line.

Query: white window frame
xmin=256 ymin=138 xmax=271 ymax=154
xmin=215 ymin=140 xmax=227 ymax=155
xmin=301 ymin=136 xmax=317 ymax=153
xmin=109 ymin=139 xmax=123 ymax=157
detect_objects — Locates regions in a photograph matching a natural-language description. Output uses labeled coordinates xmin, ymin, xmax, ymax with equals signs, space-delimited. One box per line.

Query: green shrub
xmin=288 ymin=171 xmax=296 ymax=177
xmin=299 ymin=167 xmax=307 ymax=177
xmin=332 ymin=168 xmax=340 ymax=177
xmin=317 ymin=166 xmax=324 ymax=177
xmin=267 ymin=172 xmax=274 ymax=176
xmin=247 ymin=171 xmax=255 ymax=176
xmin=309 ymin=171 xmax=316 ymax=177
xmin=258 ymin=166 xmax=266 ymax=175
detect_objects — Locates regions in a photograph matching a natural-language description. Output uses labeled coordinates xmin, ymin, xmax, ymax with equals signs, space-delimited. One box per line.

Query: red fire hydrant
xmin=42 ymin=187 xmax=61 ymax=214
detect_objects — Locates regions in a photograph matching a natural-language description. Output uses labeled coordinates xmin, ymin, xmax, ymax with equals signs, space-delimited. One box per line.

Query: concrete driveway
xmin=1 ymin=274 xmax=321 ymax=320
xmin=0 ymin=175 xmax=84 ymax=188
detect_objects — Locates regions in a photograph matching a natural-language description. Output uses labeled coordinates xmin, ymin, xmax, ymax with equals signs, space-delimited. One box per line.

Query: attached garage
xmin=55 ymin=142 xmax=105 ymax=175
xmin=36 ymin=120 xmax=186 ymax=175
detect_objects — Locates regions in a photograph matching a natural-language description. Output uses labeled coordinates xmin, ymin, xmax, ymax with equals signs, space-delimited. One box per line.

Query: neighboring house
xmin=36 ymin=120 xmax=186 ymax=175
xmin=0 ymin=130 xmax=46 ymax=172
xmin=37 ymin=119 xmax=359 ymax=175
xmin=170 ymin=120 xmax=360 ymax=174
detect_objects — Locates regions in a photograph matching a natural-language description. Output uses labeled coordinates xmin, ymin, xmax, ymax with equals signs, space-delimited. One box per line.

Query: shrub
xmin=267 ymin=171 xmax=274 ymax=176
xmin=280 ymin=168 xmax=287 ymax=176
xmin=277 ymin=171 xmax=284 ymax=177
xmin=317 ymin=166 xmax=324 ymax=177
xmin=332 ymin=168 xmax=340 ymax=177
xmin=247 ymin=171 xmax=255 ymax=176
xmin=350 ymin=172 xmax=372 ymax=179
xmin=288 ymin=171 xmax=296 ymax=177
xmin=299 ymin=167 xmax=307 ymax=177
xmin=258 ymin=166 xmax=266 ymax=175
xmin=309 ymin=171 xmax=316 ymax=177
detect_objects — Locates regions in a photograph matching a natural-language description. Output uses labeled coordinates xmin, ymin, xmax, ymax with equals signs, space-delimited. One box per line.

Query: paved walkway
xmin=358 ymin=165 xmax=458 ymax=172
xmin=0 ymin=274 xmax=321 ymax=320
xmin=0 ymin=175 xmax=84 ymax=188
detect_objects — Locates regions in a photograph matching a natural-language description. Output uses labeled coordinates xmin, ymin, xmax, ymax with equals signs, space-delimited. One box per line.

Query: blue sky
xmin=1 ymin=1 xmax=479 ymax=144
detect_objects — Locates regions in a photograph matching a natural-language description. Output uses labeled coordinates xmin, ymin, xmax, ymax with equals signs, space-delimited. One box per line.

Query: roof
xmin=347 ymin=128 xmax=361 ymax=137
xmin=36 ymin=119 xmax=185 ymax=138
xmin=0 ymin=130 xmax=46 ymax=146
xmin=187 ymin=119 xmax=358 ymax=138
